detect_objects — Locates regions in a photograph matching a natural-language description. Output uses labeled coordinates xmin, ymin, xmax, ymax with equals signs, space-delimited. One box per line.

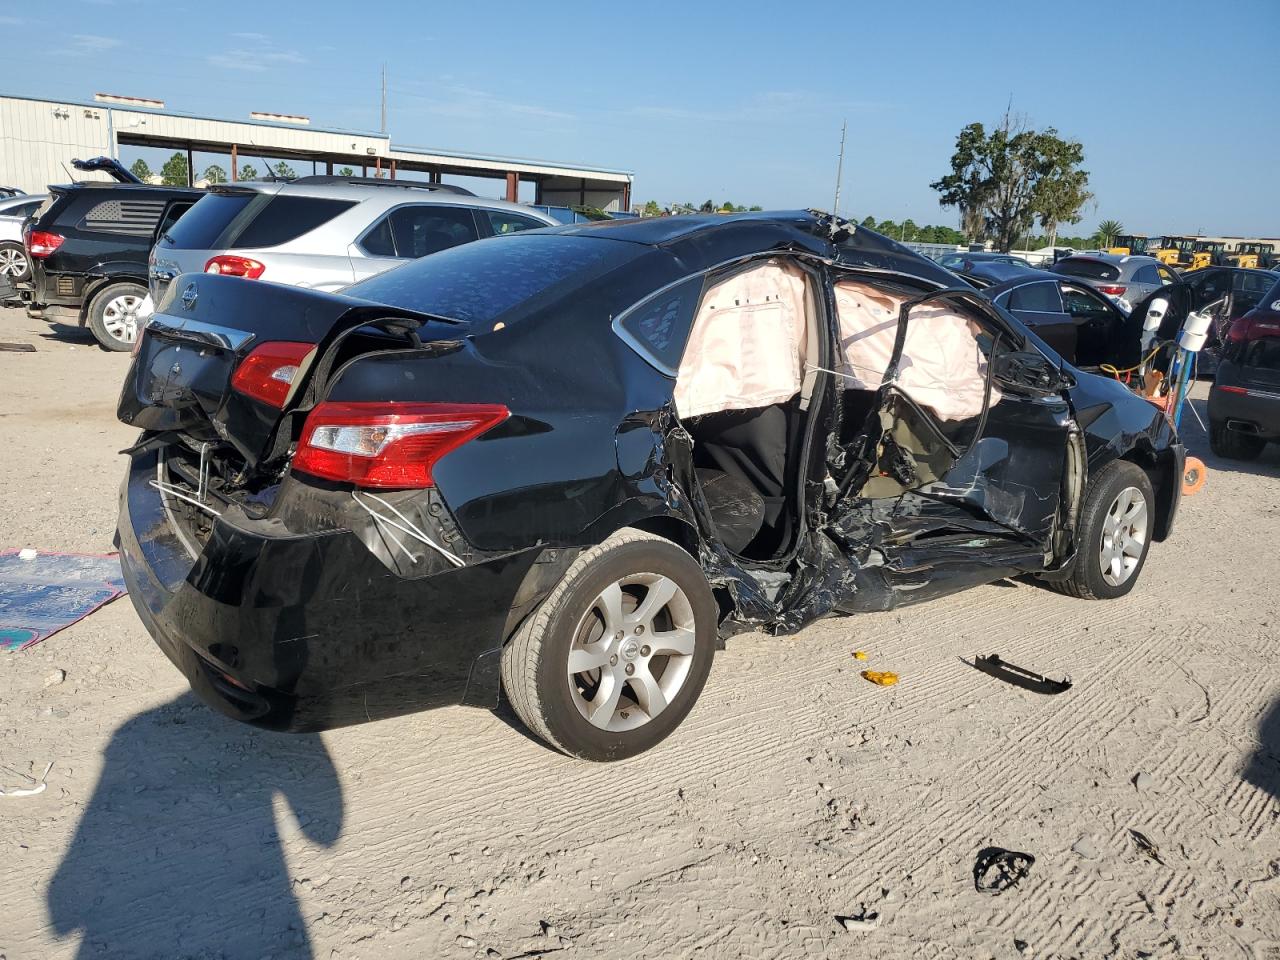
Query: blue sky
xmin=3 ymin=0 xmax=1278 ymax=235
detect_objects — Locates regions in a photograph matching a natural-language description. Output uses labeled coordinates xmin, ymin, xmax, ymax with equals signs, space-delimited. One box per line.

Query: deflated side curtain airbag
xmin=834 ymin=280 xmax=1002 ymax=421
xmin=674 ymin=260 xmax=809 ymax=418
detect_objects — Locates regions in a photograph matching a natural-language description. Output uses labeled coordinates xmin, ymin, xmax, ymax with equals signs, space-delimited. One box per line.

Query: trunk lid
xmin=118 ymin=273 xmax=457 ymax=472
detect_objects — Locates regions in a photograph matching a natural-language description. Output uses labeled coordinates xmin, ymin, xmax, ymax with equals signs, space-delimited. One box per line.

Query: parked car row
xmin=6 ymin=166 xmax=564 ymax=349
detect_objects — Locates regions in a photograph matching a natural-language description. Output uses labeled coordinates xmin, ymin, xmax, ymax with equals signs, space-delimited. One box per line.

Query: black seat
xmin=695 ymin=468 xmax=766 ymax=555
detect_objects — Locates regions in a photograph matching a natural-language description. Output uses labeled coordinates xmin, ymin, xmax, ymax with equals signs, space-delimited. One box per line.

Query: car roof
xmin=1059 ymin=252 xmax=1158 ymax=266
xmin=0 ymin=193 xmax=45 ymax=212
xmin=983 ymin=269 xmax=1068 ymax=297
xmin=206 ymin=178 xmax=556 ymax=220
xmin=544 ymin=210 xmax=961 ymax=287
xmin=52 ymin=182 xmax=203 ymax=198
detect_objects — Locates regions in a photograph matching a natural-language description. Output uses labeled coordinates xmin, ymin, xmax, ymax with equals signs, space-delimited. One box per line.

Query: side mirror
xmin=993 ymin=350 xmax=1067 ymax=393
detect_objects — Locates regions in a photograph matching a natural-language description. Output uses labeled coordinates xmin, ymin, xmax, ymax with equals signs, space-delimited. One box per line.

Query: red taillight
xmin=1097 ymin=284 xmax=1127 ymax=297
xmin=1217 ymin=385 xmax=1248 ymax=394
xmin=293 ymin=401 xmax=510 ymax=489
xmin=1229 ymin=317 xmax=1280 ymax=343
xmin=205 ymin=254 xmax=265 ymax=279
xmin=230 ymin=341 xmax=314 ymax=408
xmin=26 ymin=231 xmax=64 ymax=258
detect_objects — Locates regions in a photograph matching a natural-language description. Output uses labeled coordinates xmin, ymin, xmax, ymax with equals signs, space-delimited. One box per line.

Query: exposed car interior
xmin=674 ymin=259 xmax=819 ymax=559
xmin=674 ymin=261 xmax=1004 ymax=560
xmin=832 ymin=280 xmax=1002 ymax=500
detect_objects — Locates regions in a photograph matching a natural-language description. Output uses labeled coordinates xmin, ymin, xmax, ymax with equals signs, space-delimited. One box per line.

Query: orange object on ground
xmin=1182 ymin=456 xmax=1207 ymax=496
xmin=861 ymin=670 xmax=899 ymax=686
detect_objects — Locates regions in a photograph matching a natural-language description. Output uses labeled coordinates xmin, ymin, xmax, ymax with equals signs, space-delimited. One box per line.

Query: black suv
xmin=18 ymin=176 xmax=201 ymax=350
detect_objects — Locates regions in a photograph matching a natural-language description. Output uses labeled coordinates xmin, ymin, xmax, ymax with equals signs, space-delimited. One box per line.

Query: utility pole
xmin=380 ymin=64 xmax=387 ymax=134
xmin=832 ymin=119 xmax=846 ymax=216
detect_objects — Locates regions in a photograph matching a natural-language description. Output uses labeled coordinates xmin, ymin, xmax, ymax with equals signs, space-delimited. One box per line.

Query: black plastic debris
xmin=1129 ymin=829 xmax=1166 ymax=865
xmin=0 ymin=342 xmax=36 ymax=353
xmin=973 ymin=847 xmax=1036 ymax=894
xmin=968 ymin=654 xmax=1072 ymax=695
xmin=835 ymin=907 xmax=880 ymax=932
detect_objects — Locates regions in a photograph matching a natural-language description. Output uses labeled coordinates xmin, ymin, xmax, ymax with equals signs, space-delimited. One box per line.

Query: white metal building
xmin=0 ymin=93 xmax=634 ymax=210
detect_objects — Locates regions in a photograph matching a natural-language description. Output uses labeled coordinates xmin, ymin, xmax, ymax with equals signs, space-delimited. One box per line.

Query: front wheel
xmin=1050 ymin=460 xmax=1155 ymax=600
xmin=86 ymin=282 xmax=147 ymax=351
xmin=500 ymin=529 xmax=717 ymax=761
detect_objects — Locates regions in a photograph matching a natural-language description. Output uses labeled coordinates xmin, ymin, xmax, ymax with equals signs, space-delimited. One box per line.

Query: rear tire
xmin=87 ymin=282 xmax=147 ymax=352
xmin=500 ymin=528 xmax=717 ymax=761
xmin=1050 ymin=460 xmax=1155 ymax=601
xmin=1209 ymin=421 xmax=1265 ymax=461
xmin=0 ymin=241 xmax=30 ymax=284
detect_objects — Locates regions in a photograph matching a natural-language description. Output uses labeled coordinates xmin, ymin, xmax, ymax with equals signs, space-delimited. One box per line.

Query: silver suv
xmin=148 ymin=176 xmax=557 ymax=303
xmin=1048 ymin=253 xmax=1179 ymax=311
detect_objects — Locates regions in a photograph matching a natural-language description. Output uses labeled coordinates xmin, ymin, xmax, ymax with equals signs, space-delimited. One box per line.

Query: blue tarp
xmin=0 ymin=550 xmax=127 ymax=652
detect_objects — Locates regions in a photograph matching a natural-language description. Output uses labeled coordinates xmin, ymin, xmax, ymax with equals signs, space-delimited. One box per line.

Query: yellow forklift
xmin=1143 ymin=236 xmax=1196 ymax=267
xmin=1187 ymin=240 xmax=1227 ymax=271
xmin=1106 ymin=234 xmax=1146 ymax=256
xmin=1226 ymin=242 xmax=1277 ymax=270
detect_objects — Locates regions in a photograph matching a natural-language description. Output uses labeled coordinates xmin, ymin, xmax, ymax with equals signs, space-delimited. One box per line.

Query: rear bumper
xmin=117 ymin=449 xmax=543 ymax=731
xmin=1209 ymin=384 xmax=1280 ymax=440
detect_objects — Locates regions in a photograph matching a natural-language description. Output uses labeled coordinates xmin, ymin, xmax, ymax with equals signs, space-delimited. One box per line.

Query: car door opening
xmin=674 ymin=259 xmax=823 ymax=560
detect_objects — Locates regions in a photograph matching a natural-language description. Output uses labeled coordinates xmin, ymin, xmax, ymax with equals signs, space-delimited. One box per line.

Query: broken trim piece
xmin=967 ymin=654 xmax=1072 ymax=695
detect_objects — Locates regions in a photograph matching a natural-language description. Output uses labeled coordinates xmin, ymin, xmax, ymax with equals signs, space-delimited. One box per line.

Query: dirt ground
xmin=0 ymin=303 xmax=1277 ymax=960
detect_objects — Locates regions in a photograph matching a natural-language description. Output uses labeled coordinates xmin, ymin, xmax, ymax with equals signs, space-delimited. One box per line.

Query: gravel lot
xmin=1 ymin=302 xmax=1277 ymax=960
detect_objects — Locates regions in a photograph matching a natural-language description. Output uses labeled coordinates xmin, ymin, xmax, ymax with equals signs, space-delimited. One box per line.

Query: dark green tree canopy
xmin=238 ymin=164 xmax=259 ymax=181
xmin=128 ymin=158 xmax=152 ymax=182
xmin=202 ymin=164 xmax=227 ymax=185
xmin=159 ymin=152 xmax=189 ymax=186
xmin=932 ymin=114 xmax=1091 ymax=252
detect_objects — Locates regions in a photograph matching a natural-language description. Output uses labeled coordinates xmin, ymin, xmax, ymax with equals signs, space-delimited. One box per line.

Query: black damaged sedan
xmin=116 ymin=212 xmax=1184 ymax=760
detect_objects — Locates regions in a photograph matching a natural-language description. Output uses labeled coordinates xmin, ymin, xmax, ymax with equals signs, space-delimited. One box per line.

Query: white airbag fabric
xmin=835 ymin=281 xmax=1000 ymax=421
xmin=674 ymin=261 xmax=809 ymax=419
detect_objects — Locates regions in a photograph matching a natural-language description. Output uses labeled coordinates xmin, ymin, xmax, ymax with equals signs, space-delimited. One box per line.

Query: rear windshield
xmin=163 ymin=192 xmax=258 ymax=248
xmin=345 ymin=233 xmax=641 ymax=326
xmin=1051 ymin=258 xmax=1121 ymax=282
xmin=231 ymin=195 xmax=355 ymax=248
xmin=161 ymin=191 xmax=355 ymax=250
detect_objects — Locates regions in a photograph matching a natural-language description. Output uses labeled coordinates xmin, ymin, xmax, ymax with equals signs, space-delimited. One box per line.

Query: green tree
xmin=876 ymin=219 xmax=898 ymax=236
xmin=932 ymin=113 xmax=1091 ymax=252
xmin=1094 ymin=219 xmax=1125 ymax=248
xmin=698 ymin=199 xmax=716 ymax=213
xmin=860 ymin=216 xmax=877 ymax=229
xmin=273 ymin=161 xmax=297 ymax=179
xmin=159 ymin=152 xmax=189 ymax=186
xmin=641 ymin=200 xmax=663 ymax=217
xmin=337 ymin=167 xmax=355 ymax=177
xmin=1033 ymin=137 xmax=1092 ymax=248
xmin=900 ymin=218 xmax=918 ymax=241
xmin=238 ymin=164 xmax=259 ymax=181
xmin=129 ymin=158 xmax=152 ymax=182
xmin=201 ymin=164 xmax=227 ymax=185
xmin=748 ymin=205 xmax=763 ymax=211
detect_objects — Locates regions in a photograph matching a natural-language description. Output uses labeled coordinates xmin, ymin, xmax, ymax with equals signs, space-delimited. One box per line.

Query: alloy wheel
xmin=1098 ymin=486 xmax=1147 ymax=587
xmin=0 ymin=246 xmax=28 ymax=279
xmin=566 ymin=573 xmax=697 ymax=733
xmin=100 ymin=293 xmax=141 ymax=344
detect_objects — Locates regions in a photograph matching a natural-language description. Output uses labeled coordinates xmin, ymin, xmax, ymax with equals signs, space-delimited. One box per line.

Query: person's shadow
xmin=1244 ymin=695 xmax=1280 ymax=802
xmin=49 ymin=693 xmax=343 ymax=959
